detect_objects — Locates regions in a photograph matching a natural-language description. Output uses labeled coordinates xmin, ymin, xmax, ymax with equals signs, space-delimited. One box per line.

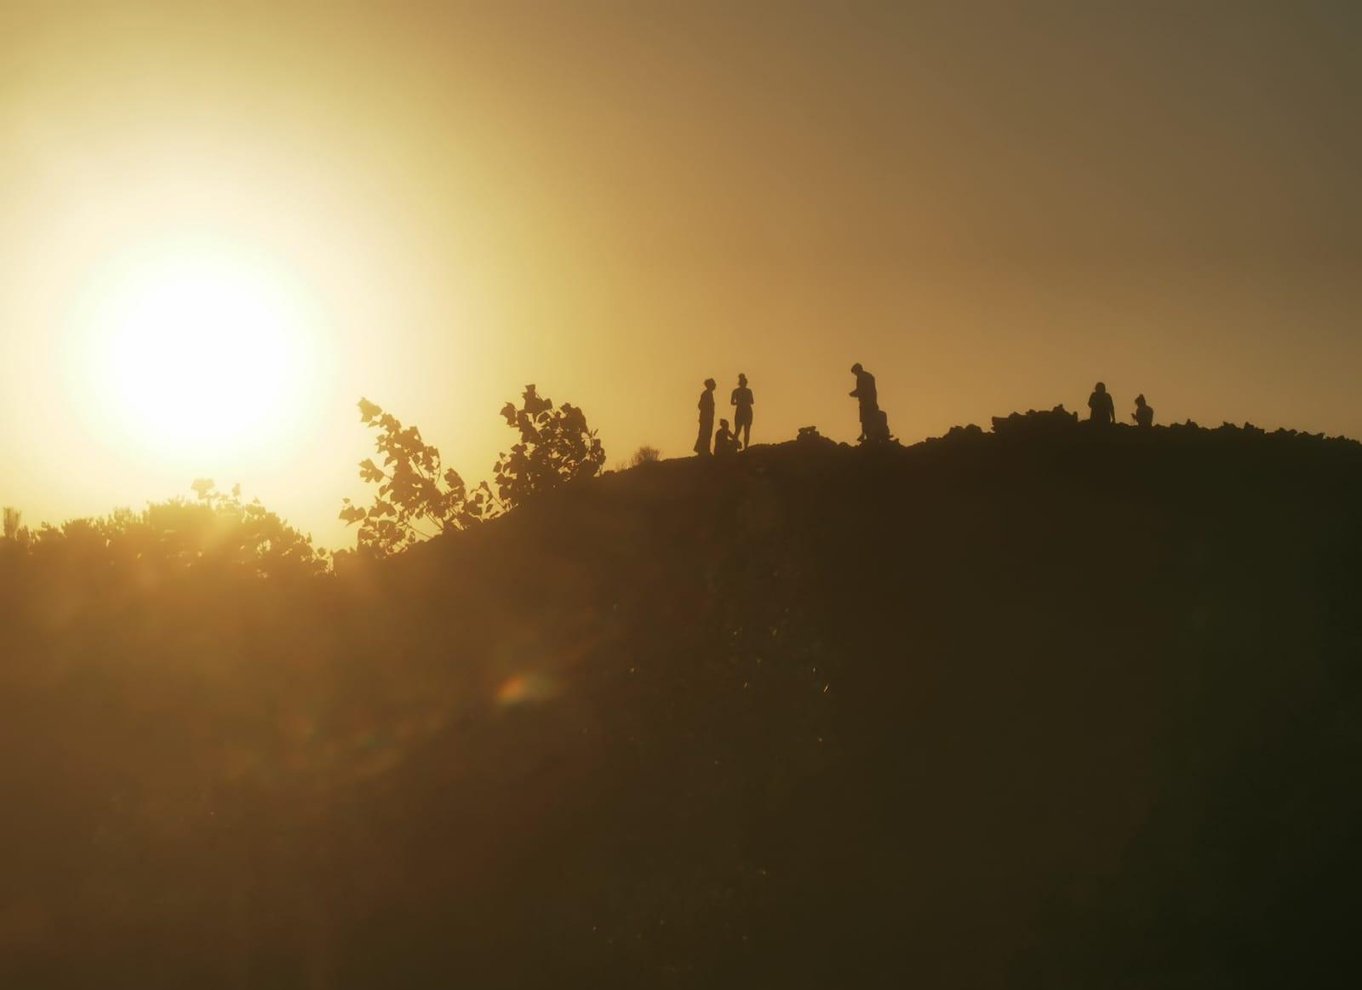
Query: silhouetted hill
xmin=3 ymin=420 xmax=1362 ymax=988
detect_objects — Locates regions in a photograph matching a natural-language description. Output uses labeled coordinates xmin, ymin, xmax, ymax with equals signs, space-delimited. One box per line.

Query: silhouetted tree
xmin=341 ymin=398 xmax=501 ymax=556
xmin=180 ymin=482 xmax=325 ymax=576
xmin=0 ymin=507 xmax=28 ymax=570
xmin=2 ymin=506 xmax=24 ymax=543
xmin=21 ymin=483 xmax=324 ymax=579
xmin=493 ymin=385 xmax=606 ymax=508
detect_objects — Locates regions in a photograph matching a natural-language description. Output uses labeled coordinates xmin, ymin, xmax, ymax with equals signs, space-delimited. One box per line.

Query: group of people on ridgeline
xmin=694 ymin=373 xmax=755 ymax=456
xmin=694 ymin=364 xmax=895 ymax=456
xmin=693 ymin=370 xmax=1157 ymax=456
xmin=1087 ymin=382 xmax=1155 ymax=427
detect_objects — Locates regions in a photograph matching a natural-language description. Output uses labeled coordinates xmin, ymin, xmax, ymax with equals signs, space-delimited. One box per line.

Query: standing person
xmin=730 ymin=373 xmax=754 ymax=450
xmin=1088 ymin=382 xmax=1116 ymax=425
xmin=850 ymin=363 xmax=887 ymax=442
xmin=1132 ymin=394 xmax=1154 ymax=427
xmin=694 ymin=378 xmax=717 ymax=455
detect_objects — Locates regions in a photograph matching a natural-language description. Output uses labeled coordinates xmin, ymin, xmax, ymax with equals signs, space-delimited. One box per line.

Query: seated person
xmin=1088 ymin=382 xmax=1116 ymax=425
xmin=1132 ymin=394 xmax=1154 ymax=428
xmin=714 ymin=419 xmax=741 ymax=456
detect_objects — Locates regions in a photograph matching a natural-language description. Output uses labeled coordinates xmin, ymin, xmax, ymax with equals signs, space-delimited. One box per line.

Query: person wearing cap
xmin=730 ymin=373 xmax=755 ymax=450
xmin=1087 ymin=382 xmax=1116 ymax=425
xmin=694 ymin=378 xmax=717 ymax=455
xmin=1132 ymin=393 xmax=1154 ymax=428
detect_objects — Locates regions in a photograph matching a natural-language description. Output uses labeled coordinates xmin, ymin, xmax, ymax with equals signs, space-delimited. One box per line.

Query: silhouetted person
xmin=730 ymin=374 xmax=754 ymax=449
xmin=1087 ymin=382 xmax=1116 ymax=425
xmin=694 ymin=378 xmax=717 ymax=455
xmin=714 ymin=419 xmax=740 ymax=456
xmin=1132 ymin=393 xmax=1154 ymax=428
xmin=850 ymin=363 xmax=889 ymax=442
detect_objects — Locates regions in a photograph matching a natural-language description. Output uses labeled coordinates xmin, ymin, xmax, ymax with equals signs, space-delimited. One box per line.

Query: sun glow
xmin=76 ymin=247 xmax=322 ymax=467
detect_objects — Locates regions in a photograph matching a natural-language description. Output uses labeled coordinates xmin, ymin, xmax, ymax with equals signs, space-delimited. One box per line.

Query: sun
xmin=78 ymin=247 xmax=321 ymax=467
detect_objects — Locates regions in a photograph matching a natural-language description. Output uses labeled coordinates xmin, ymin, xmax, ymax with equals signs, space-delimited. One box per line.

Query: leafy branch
xmin=340 ymin=398 xmax=503 ymax=556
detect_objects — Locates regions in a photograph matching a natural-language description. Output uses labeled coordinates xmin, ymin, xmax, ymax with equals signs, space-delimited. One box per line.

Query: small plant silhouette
xmin=631 ymin=445 xmax=661 ymax=467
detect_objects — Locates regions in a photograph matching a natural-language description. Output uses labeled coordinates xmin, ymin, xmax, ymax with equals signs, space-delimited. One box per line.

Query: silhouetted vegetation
xmin=493 ymin=384 xmax=606 ymax=507
xmin=631 ymin=444 xmax=662 ymax=467
xmin=3 ymin=415 xmax=1362 ymax=988
xmin=2 ymin=505 xmax=22 ymax=542
xmin=2 ymin=481 xmax=324 ymax=579
xmin=340 ymin=398 xmax=501 ymax=556
xmin=341 ymin=384 xmax=605 ymax=556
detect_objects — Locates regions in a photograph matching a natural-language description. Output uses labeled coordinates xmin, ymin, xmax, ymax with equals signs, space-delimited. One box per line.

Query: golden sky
xmin=2 ymin=1 xmax=1359 ymax=547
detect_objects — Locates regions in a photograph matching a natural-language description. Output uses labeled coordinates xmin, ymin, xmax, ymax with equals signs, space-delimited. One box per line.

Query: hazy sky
xmin=2 ymin=1 xmax=1358 ymax=546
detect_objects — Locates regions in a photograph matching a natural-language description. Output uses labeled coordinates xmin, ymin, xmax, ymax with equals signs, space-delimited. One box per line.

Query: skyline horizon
xmin=3 ymin=1 xmax=1357 ymax=546
xmin=3 ymin=362 xmax=1355 ymax=550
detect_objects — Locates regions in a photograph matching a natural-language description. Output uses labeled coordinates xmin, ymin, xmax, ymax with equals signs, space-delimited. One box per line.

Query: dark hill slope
xmin=4 ymin=423 xmax=1362 ymax=988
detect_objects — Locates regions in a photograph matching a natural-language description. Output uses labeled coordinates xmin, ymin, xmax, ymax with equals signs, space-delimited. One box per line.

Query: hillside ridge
xmin=3 ymin=415 xmax=1361 ymax=988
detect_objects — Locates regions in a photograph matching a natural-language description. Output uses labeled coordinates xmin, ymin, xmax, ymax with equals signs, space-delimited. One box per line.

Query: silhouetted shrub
xmin=493 ymin=384 xmax=606 ymax=508
xmin=19 ymin=482 xmax=324 ymax=579
xmin=2 ymin=506 xmax=24 ymax=543
xmin=631 ymin=445 xmax=662 ymax=467
xmin=341 ymin=398 xmax=500 ymax=556
xmin=343 ymin=387 xmax=606 ymax=553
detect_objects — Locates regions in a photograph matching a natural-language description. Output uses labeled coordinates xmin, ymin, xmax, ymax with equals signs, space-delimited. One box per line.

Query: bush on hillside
xmin=343 ymin=386 xmax=606 ymax=554
xmin=341 ymin=398 xmax=501 ymax=556
xmin=10 ymin=481 xmax=324 ymax=579
xmin=494 ymin=384 xmax=606 ymax=508
xmin=631 ymin=445 xmax=661 ymax=467
xmin=2 ymin=506 xmax=25 ymax=544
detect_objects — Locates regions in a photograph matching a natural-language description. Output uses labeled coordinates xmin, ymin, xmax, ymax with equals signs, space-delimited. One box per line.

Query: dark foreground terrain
xmin=3 ymin=419 xmax=1361 ymax=988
